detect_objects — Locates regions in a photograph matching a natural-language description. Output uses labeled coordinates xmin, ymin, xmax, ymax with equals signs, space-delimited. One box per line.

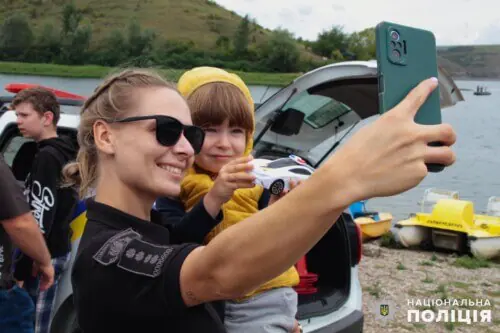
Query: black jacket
xmin=154 ymin=196 xmax=227 ymax=321
xmin=153 ymin=191 xmax=271 ymax=322
xmin=154 ymin=190 xmax=271 ymax=223
xmin=15 ymin=136 xmax=77 ymax=280
xmin=26 ymin=136 xmax=77 ymax=234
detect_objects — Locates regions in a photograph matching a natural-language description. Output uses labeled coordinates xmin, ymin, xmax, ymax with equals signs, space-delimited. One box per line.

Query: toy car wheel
xmin=270 ymin=180 xmax=285 ymax=195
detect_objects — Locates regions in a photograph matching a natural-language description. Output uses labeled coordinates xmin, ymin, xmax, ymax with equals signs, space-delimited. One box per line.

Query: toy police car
xmin=251 ymin=155 xmax=315 ymax=195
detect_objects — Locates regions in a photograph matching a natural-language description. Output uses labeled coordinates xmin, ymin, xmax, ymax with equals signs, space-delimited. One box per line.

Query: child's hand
xmin=268 ymin=179 xmax=302 ymax=206
xmin=206 ymin=155 xmax=256 ymax=206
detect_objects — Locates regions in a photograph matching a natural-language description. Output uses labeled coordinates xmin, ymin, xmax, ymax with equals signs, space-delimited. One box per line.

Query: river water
xmin=0 ymin=73 xmax=498 ymax=222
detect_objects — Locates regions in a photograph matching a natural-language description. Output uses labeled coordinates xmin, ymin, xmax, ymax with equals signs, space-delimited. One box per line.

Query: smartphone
xmin=375 ymin=21 xmax=444 ymax=172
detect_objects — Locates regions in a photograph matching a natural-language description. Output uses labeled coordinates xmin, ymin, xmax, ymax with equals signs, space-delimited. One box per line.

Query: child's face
xmin=15 ymin=102 xmax=51 ymax=142
xmin=195 ymin=119 xmax=246 ymax=173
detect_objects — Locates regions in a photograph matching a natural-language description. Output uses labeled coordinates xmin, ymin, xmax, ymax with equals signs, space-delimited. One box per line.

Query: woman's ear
xmin=93 ymin=120 xmax=116 ymax=155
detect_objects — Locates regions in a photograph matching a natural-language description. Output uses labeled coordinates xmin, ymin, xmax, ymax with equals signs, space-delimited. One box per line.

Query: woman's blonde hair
xmin=63 ymin=68 xmax=177 ymax=198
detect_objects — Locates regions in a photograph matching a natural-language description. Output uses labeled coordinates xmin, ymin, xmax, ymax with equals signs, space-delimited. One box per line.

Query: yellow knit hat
xmin=177 ymin=66 xmax=255 ymax=155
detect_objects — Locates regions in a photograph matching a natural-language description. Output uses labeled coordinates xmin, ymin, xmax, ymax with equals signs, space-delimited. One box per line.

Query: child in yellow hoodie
xmin=178 ymin=66 xmax=300 ymax=333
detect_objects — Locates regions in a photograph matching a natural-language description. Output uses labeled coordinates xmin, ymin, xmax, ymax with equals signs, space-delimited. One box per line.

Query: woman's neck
xmin=94 ymin=174 xmax=154 ymax=222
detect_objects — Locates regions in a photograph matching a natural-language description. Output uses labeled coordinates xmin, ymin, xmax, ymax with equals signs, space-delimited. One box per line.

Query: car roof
xmin=0 ymin=95 xmax=82 ymax=130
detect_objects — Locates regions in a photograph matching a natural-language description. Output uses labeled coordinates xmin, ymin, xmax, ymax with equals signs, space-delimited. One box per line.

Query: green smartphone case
xmin=376 ymin=21 xmax=441 ymax=125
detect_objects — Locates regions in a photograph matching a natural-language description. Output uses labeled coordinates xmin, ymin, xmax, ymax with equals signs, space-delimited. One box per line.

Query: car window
xmin=281 ymin=90 xmax=352 ymax=129
xmin=0 ymin=124 xmax=33 ymax=166
xmin=289 ymin=168 xmax=312 ymax=175
xmin=0 ymin=124 xmax=78 ymax=167
xmin=2 ymin=135 xmax=32 ymax=166
xmin=253 ymin=78 xmax=373 ymax=155
xmin=60 ymin=105 xmax=82 ymax=115
xmin=267 ymin=158 xmax=298 ymax=168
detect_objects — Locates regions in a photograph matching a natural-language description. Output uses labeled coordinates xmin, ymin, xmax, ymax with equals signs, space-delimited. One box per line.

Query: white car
xmin=252 ymin=155 xmax=314 ymax=195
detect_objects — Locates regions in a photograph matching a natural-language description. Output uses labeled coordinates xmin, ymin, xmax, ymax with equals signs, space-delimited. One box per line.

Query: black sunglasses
xmin=110 ymin=115 xmax=205 ymax=154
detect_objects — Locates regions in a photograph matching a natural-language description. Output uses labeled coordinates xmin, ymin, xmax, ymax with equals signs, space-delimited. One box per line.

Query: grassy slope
xmin=437 ymin=45 xmax=500 ymax=78
xmin=0 ymin=0 xmax=320 ymax=60
xmin=0 ymin=1 xmax=498 ymax=78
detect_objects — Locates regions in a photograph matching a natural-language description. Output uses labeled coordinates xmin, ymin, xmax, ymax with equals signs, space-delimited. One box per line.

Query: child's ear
xmin=43 ymin=111 xmax=54 ymax=126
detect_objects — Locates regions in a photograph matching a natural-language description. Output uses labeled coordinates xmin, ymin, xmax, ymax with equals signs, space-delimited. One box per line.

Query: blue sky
xmin=214 ymin=0 xmax=500 ymax=45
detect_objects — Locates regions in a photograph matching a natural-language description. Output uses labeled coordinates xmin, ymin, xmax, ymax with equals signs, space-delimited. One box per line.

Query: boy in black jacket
xmin=12 ymin=88 xmax=78 ymax=333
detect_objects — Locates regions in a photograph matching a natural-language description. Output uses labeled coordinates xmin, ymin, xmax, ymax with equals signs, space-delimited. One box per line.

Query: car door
xmin=0 ymin=113 xmax=37 ymax=182
xmin=252 ymin=60 xmax=464 ymax=165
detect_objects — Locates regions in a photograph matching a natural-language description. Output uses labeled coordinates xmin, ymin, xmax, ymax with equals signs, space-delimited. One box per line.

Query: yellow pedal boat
xmin=349 ymin=201 xmax=393 ymax=241
xmin=394 ymin=188 xmax=500 ymax=259
xmin=355 ymin=213 xmax=393 ymax=241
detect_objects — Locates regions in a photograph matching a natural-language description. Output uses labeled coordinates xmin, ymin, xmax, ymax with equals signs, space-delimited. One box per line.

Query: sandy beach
xmin=359 ymin=237 xmax=500 ymax=333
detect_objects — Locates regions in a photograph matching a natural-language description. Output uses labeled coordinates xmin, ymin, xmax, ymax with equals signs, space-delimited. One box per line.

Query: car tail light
xmin=354 ymin=222 xmax=363 ymax=264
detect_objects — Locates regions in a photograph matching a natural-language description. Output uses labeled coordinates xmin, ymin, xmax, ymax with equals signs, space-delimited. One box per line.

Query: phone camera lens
xmin=392 ymin=49 xmax=401 ymax=59
xmin=390 ymin=30 xmax=400 ymax=41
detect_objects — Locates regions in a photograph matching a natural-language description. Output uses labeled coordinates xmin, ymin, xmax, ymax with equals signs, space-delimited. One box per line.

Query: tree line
xmin=0 ymin=3 xmax=376 ymax=73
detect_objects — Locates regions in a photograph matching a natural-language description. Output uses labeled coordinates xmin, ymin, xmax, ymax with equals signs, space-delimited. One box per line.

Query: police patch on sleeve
xmin=117 ymin=238 xmax=175 ymax=278
xmin=93 ymin=228 xmax=141 ymax=266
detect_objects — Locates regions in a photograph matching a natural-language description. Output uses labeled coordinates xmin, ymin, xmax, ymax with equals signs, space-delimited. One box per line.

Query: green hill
xmin=0 ymin=0 xmax=319 ymax=61
xmin=0 ymin=1 xmax=497 ymax=79
xmin=437 ymin=45 xmax=500 ymax=79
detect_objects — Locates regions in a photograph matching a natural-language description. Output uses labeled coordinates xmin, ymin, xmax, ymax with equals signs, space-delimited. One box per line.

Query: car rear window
xmin=267 ymin=159 xmax=298 ymax=168
xmin=281 ymin=90 xmax=352 ymax=129
xmin=289 ymin=168 xmax=312 ymax=175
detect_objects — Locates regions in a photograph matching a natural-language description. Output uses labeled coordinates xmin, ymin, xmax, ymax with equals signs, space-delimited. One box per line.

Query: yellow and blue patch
xmin=70 ymin=200 xmax=87 ymax=243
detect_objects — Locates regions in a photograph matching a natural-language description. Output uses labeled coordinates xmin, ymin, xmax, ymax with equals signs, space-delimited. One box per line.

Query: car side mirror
xmin=270 ymin=108 xmax=305 ymax=136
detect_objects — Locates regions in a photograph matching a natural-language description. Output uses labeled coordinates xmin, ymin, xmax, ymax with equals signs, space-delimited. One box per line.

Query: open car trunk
xmin=251 ymin=60 xmax=464 ymax=319
xmin=253 ymin=151 xmax=357 ymax=319
xmin=255 ymin=144 xmax=359 ymax=318
xmin=296 ymin=213 xmax=356 ymax=319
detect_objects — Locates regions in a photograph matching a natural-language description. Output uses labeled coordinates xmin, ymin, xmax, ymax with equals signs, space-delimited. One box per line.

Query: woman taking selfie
xmin=66 ymin=69 xmax=455 ymax=333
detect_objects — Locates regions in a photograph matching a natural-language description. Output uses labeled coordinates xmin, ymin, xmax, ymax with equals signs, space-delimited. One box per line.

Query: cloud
xmin=475 ymin=24 xmax=500 ymax=44
xmin=298 ymin=6 xmax=312 ymax=16
xmin=214 ymin=0 xmax=500 ymax=45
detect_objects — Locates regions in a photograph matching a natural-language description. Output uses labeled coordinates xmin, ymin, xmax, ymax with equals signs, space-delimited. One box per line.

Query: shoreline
xmin=0 ymin=61 xmax=299 ymax=87
xmin=2 ymin=61 xmax=499 ymax=86
xmin=360 ymin=239 xmax=500 ymax=333
xmin=453 ymin=76 xmax=500 ymax=83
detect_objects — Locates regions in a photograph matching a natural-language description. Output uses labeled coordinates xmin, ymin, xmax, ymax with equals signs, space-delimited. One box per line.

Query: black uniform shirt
xmin=72 ymin=199 xmax=226 ymax=333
